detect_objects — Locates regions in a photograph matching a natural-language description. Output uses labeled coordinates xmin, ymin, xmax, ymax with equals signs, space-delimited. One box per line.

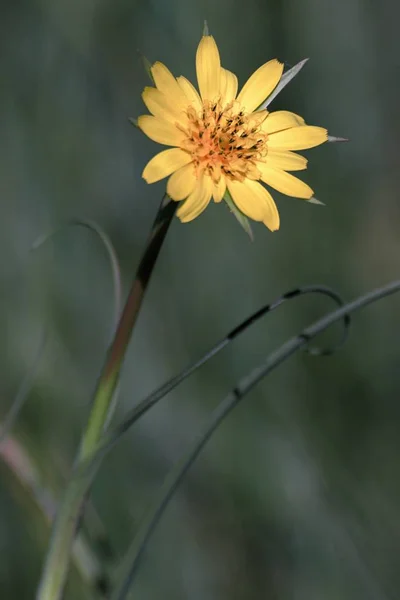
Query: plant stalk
xmin=36 ymin=195 xmax=176 ymax=600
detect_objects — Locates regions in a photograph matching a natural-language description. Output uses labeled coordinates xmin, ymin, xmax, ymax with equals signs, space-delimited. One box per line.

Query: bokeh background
xmin=1 ymin=0 xmax=400 ymax=598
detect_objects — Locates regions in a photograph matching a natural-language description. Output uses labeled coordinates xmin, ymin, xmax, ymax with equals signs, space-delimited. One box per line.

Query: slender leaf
xmin=32 ymin=218 xmax=122 ymax=337
xmin=111 ymin=280 xmax=400 ymax=600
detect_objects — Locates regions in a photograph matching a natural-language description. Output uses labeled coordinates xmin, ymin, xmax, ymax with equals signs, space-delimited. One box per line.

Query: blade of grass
xmin=32 ymin=218 xmax=123 ymax=337
xmin=92 ymin=284 xmax=349 ymax=465
xmin=111 ymin=279 xmax=400 ymax=600
xmin=73 ymin=284 xmax=349 ymax=498
xmin=38 ymin=284 xmax=348 ymax=598
xmin=1 ymin=218 xmax=122 ymax=450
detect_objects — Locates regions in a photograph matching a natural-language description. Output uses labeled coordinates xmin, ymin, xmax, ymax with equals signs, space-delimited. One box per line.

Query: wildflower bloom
xmin=138 ymin=35 xmax=328 ymax=231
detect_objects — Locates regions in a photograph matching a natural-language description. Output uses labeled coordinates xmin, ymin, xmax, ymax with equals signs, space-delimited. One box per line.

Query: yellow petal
xmin=227 ymin=178 xmax=280 ymax=230
xmin=177 ymin=175 xmax=213 ymax=222
xmin=264 ymin=150 xmax=308 ymax=171
xmin=167 ymin=163 xmax=197 ymax=200
xmin=267 ymin=126 xmax=328 ymax=150
xmin=142 ymin=148 xmax=192 ymax=183
xmin=212 ymin=175 xmax=226 ymax=202
xmin=196 ymin=35 xmax=221 ymax=101
xmin=142 ymin=87 xmax=187 ymax=125
xmin=262 ymin=110 xmax=305 ymax=134
xmin=246 ymin=163 xmax=262 ymax=180
xmin=237 ymin=59 xmax=283 ymax=113
xmin=138 ymin=115 xmax=185 ymax=146
xmin=220 ymin=68 xmax=238 ymax=105
xmin=259 ymin=165 xmax=313 ymax=198
xmin=248 ymin=110 xmax=268 ymax=127
xmin=177 ymin=76 xmax=202 ymax=111
xmin=150 ymin=62 xmax=188 ymax=107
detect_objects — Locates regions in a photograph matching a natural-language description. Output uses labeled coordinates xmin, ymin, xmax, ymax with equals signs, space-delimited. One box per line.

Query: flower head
xmin=138 ymin=35 xmax=328 ymax=231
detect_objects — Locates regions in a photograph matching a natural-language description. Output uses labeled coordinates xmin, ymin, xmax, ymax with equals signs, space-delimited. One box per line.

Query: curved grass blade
xmin=1 ymin=217 xmax=121 ymax=450
xmin=80 ymin=284 xmax=349 ymax=477
xmin=27 ymin=218 xmax=122 ymax=599
xmin=66 ymin=285 xmax=351 ymax=580
xmin=32 ymin=218 xmax=122 ymax=337
xmin=111 ymin=279 xmax=400 ymax=600
xmin=37 ymin=284 xmax=349 ymax=599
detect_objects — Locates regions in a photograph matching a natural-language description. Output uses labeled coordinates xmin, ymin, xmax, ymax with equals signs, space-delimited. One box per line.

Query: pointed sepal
xmin=138 ymin=51 xmax=155 ymax=83
xmin=224 ymin=190 xmax=254 ymax=240
xmin=307 ymin=196 xmax=325 ymax=205
xmin=328 ymin=135 xmax=349 ymax=143
xmin=260 ymin=58 xmax=309 ymax=109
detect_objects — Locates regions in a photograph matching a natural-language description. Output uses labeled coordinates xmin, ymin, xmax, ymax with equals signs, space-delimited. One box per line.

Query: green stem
xmin=0 ymin=436 xmax=105 ymax=597
xmin=36 ymin=195 xmax=177 ymax=600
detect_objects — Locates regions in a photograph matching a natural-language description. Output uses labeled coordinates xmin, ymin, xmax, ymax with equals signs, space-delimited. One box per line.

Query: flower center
xmin=180 ymin=100 xmax=268 ymax=183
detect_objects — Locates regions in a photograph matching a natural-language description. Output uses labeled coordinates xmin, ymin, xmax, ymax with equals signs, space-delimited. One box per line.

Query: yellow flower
xmin=138 ymin=35 xmax=328 ymax=231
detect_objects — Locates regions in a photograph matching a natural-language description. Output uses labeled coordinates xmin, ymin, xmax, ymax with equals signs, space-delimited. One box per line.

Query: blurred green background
xmin=1 ymin=0 xmax=400 ymax=598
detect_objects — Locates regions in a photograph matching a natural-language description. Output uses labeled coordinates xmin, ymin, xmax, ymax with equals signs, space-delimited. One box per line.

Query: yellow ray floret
xmin=138 ymin=33 xmax=328 ymax=231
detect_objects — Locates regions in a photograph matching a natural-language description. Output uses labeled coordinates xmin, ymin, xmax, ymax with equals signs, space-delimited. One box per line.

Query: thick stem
xmin=36 ymin=195 xmax=176 ymax=600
